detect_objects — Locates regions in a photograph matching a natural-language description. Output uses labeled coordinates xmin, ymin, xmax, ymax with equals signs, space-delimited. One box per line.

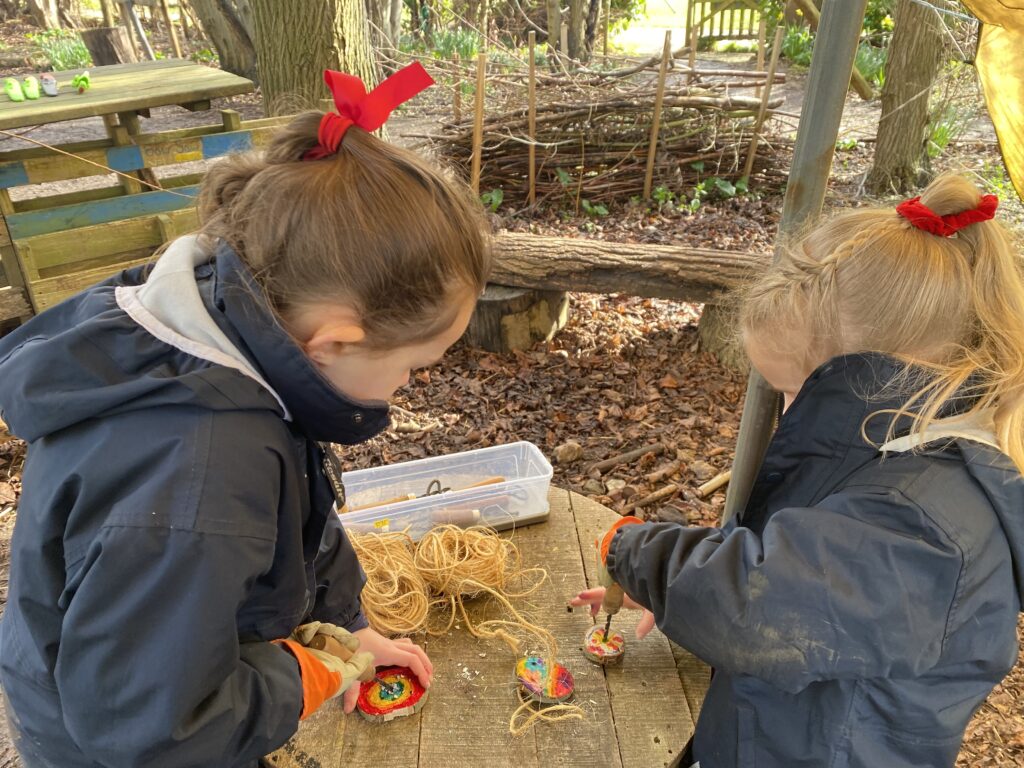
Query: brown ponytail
xmin=197 ymin=111 xmax=492 ymax=349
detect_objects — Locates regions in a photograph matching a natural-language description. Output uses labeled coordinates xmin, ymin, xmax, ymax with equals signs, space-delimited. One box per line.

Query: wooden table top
xmin=267 ymin=487 xmax=711 ymax=768
xmin=0 ymin=60 xmax=254 ymax=130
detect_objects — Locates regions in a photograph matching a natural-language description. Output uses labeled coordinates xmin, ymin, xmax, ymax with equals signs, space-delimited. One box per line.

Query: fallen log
xmin=491 ymin=233 xmax=766 ymax=303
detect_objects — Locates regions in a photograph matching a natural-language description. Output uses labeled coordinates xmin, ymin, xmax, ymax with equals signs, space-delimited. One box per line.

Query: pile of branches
xmin=406 ymin=50 xmax=792 ymax=207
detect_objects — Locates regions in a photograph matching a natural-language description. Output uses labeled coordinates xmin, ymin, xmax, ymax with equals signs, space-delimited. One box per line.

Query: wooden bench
xmin=0 ymin=110 xmax=289 ymax=318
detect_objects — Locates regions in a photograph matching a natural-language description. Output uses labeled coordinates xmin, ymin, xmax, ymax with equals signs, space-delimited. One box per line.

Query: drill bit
xmin=375 ymin=675 xmax=402 ymax=696
xmin=603 ymin=612 xmax=613 ymax=640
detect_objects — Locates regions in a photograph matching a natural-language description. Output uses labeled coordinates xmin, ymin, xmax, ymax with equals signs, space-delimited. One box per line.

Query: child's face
xmin=744 ymin=338 xmax=806 ymax=413
xmin=299 ymin=292 xmax=478 ymax=403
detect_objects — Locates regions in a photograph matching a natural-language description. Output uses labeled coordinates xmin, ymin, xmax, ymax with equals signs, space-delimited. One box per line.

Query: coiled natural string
xmin=350 ymin=525 xmax=585 ymax=733
xmin=349 ymin=531 xmax=430 ymax=636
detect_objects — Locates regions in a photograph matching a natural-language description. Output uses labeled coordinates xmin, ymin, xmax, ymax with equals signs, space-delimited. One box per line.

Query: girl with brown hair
xmin=0 ymin=64 xmax=490 ymax=766
xmin=575 ymin=173 xmax=1024 ymax=767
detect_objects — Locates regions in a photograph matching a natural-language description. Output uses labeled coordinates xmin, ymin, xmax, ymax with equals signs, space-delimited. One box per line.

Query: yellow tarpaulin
xmin=962 ymin=1 xmax=1024 ymax=200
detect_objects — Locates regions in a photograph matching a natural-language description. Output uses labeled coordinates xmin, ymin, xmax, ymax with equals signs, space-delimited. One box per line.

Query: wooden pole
xmin=528 ymin=31 xmax=537 ymax=206
xmin=742 ymin=23 xmax=784 ymax=180
xmin=643 ymin=31 xmax=671 ymax=200
xmin=688 ymin=22 xmax=697 ymax=83
xmin=120 ymin=0 xmax=157 ymax=60
xmin=755 ymin=17 xmax=766 ymax=97
xmin=480 ymin=0 xmax=490 ymax=48
xmin=725 ymin=0 xmax=870 ymax=523
xmin=471 ymin=51 xmax=487 ymax=195
xmin=453 ymin=52 xmax=462 ymax=124
xmin=160 ymin=0 xmax=183 ymax=58
xmin=602 ymin=0 xmax=610 ymax=59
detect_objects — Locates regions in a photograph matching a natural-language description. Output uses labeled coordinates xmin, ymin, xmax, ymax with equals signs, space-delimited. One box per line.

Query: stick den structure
xmin=417 ymin=51 xmax=791 ymax=206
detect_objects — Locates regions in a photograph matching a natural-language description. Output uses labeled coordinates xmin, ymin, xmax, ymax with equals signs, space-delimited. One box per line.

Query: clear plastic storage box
xmin=338 ymin=441 xmax=553 ymax=540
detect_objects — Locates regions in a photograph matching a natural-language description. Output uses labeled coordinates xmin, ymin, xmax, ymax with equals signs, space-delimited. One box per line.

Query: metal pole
xmin=723 ymin=0 xmax=869 ymax=523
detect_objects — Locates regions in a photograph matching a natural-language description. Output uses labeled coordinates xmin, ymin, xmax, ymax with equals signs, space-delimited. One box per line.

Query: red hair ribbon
xmin=304 ymin=62 xmax=435 ymax=160
xmin=895 ymin=194 xmax=999 ymax=237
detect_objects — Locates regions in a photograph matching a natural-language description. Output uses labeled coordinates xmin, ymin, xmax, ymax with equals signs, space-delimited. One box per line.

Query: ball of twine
xmin=349 ymin=531 xmax=430 ymax=637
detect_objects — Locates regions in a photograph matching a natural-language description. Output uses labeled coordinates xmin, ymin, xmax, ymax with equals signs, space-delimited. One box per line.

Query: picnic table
xmin=0 ymin=59 xmax=256 ymax=323
xmin=0 ymin=59 xmax=253 ymax=132
xmin=267 ymin=487 xmax=711 ymax=768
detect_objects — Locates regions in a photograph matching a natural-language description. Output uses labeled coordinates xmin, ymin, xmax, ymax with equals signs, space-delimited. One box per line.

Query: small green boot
xmin=4 ymin=77 xmax=24 ymax=102
xmin=22 ymin=76 xmax=39 ymax=100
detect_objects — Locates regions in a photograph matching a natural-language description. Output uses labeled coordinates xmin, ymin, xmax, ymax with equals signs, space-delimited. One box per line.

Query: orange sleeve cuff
xmin=274 ymin=638 xmax=342 ymax=720
xmin=600 ymin=515 xmax=643 ymax=563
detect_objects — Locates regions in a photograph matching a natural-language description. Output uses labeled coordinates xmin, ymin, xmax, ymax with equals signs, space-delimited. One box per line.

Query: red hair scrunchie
xmin=895 ymin=194 xmax=999 ymax=237
xmin=303 ymin=62 xmax=435 ymax=160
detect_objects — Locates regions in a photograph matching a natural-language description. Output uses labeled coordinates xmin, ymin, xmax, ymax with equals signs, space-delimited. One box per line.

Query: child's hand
xmin=570 ymin=587 xmax=657 ymax=640
xmin=340 ymin=628 xmax=434 ymax=713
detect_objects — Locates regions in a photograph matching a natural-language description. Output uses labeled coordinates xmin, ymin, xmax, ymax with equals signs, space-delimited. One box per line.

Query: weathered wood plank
xmin=30 ymin=255 xmax=153 ymax=311
xmin=511 ymin=488 xmax=624 ymax=767
xmin=19 ymin=208 xmax=197 ymax=273
xmin=266 ymin=488 xmax=708 ymax=767
xmin=571 ymin=491 xmax=697 ymax=767
xmin=7 ymin=186 xmax=198 ymax=240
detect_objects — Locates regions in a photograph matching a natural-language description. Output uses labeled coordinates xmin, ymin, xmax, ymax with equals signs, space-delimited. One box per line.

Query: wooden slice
xmin=514 ymin=655 xmax=575 ymax=704
xmin=356 ymin=666 xmax=428 ymax=722
xmin=582 ymin=624 xmax=626 ymax=666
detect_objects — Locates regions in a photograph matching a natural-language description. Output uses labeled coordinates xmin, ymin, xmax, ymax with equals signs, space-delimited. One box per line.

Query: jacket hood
xmin=958 ymin=442 xmax=1024 ymax=599
xmin=0 ymin=236 xmax=389 ymax=444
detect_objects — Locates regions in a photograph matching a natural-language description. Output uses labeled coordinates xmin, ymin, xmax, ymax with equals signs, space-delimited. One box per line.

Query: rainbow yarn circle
xmin=514 ymin=655 xmax=575 ymax=704
xmin=356 ymin=666 xmax=426 ymax=721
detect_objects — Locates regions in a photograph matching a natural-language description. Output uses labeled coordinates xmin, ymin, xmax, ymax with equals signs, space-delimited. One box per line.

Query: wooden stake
xmin=453 ymin=52 xmax=462 ymax=123
xmin=643 ymin=31 xmax=671 ymax=200
xmin=470 ymin=51 xmax=487 ymax=195
xmin=688 ymin=24 xmax=697 ymax=84
xmin=160 ymin=0 xmax=183 ymax=58
xmin=602 ymin=0 xmax=610 ymax=59
xmin=697 ymin=470 xmax=732 ymax=498
xmin=528 ymin=31 xmax=537 ymax=206
xmin=755 ymin=17 xmax=766 ymax=97
xmin=742 ymin=23 xmax=783 ymax=181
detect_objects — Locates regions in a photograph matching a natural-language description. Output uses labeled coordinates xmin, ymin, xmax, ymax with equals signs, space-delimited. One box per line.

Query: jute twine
xmin=350 ymin=524 xmax=586 ymax=733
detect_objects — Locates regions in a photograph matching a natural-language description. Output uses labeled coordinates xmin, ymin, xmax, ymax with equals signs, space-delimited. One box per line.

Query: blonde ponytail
xmin=741 ymin=173 xmax=1024 ymax=473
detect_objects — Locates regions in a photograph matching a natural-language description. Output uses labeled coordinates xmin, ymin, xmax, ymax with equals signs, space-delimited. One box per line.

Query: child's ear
xmin=304 ymin=318 xmax=366 ymax=365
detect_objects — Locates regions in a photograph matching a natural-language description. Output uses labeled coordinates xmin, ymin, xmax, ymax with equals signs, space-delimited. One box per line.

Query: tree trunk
xmin=190 ymin=0 xmax=258 ymax=80
xmin=566 ymin=0 xmax=585 ymax=61
xmin=388 ymin=0 xmax=401 ymax=54
xmin=865 ymin=0 xmax=944 ymax=194
xmin=26 ymin=0 xmax=60 ymax=28
xmin=490 ymin=233 xmax=763 ymax=303
xmin=464 ymin=285 xmax=569 ymax=352
xmin=545 ymin=0 xmax=560 ymax=64
xmin=81 ymin=26 xmax=139 ymax=65
xmin=582 ymin=0 xmax=599 ymax=60
xmin=251 ymin=0 xmax=379 ymax=115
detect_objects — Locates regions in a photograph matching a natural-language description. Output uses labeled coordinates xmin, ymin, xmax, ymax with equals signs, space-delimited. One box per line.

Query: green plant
xmin=431 ymin=28 xmax=479 ymax=60
xmin=836 ymin=137 xmax=860 ymax=151
xmin=28 ymin=29 xmax=92 ymax=71
xmin=977 ymin=159 xmax=1014 ymax=199
xmin=927 ymin=103 xmax=969 ymax=160
xmin=652 ymin=185 xmax=676 ymax=211
xmin=780 ymin=25 xmax=814 ymax=67
xmin=855 ymin=42 xmax=887 ymax=89
xmin=190 ymin=47 xmax=218 ymax=65
xmin=714 ymin=39 xmax=758 ymax=53
xmin=687 ymin=175 xmax=747 ymax=212
xmin=581 ymin=199 xmax=608 ymax=217
xmin=480 ymin=188 xmax=504 ymax=212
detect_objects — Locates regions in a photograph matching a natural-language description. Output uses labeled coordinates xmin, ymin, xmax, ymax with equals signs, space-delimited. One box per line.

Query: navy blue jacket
xmin=0 ymin=237 xmax=390 ymax=767
xmin=609 ymin=354 xmax=1024 ymax=768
